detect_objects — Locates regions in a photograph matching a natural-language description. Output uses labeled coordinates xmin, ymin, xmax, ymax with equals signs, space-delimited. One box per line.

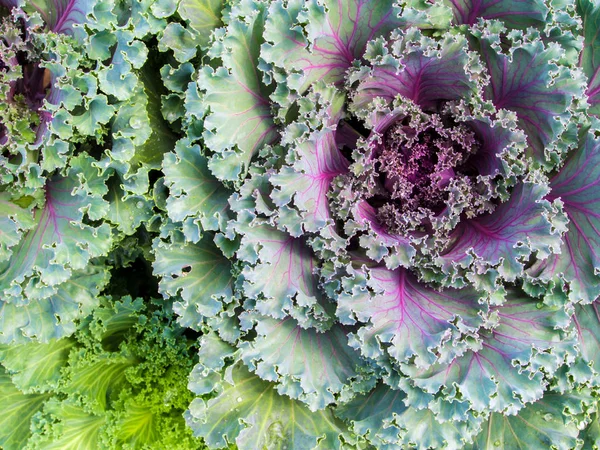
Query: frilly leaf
xmin=578 ymin=0 xmax=600 ymax=116
xmin=338 ymin=264 xmax=485 ymax=368
xmin=153 ymin=234 xmax=234 ymax=323
xmin=177 ymin=0 xmax=224 ymax=48
xmin=262 ymin=0 xmax=403 ymax=93
xmin=406 ymin=289 xmax=577 ymax=415
xmin=26 ymin=400 xmax=106 ymax=450
xmin=0 ymin=175 xmax=112 ymax=304
xmin=186 ymin=362 xmax=348 ymax=450
xmin=336 ymin=383 xmax=481 ymax=450
xmin=0 ymin=265 xmax=109 ymax=344
xmin=529 ymin=133 xmax=600 ymax=303
xmin=163 ymin=139 xmax=233 ymax=238
xmin=200 ymin=0 xmax=278 ymax=181
xmin=350 ymin=31 xmax=477 ymax=114
xmin=478 ymin=32 xmax=584 ymax=166
xmin=446 ymin=0 xmax=548 ymax=29
xmin=0 ymin=337 xmax=74 ymax=393
xmin=236 ymin=218 xmax=331 ymax=327
xmin=435 ymin=183 xmax=563 ymax=285
xmin=0 ymin=367 xmax=51 ymax=450
xmin=241 ymin=316 xmax=374 ymax=411
xmin=469 ymin=391 xmax=591 ymax=450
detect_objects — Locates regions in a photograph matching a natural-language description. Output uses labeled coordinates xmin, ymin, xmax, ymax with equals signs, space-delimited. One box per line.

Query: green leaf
xmin=27 ymin=400 xmax=106 ymax=450
xmin=105 ymin=176 xmax=153 ymax=236
xmin=0 ymin=338 xmax=74 ymax=393
xmin=163 ymin=139 xmax=233 ymax=237
xmin=337 ymin=383 xmax=481 ymax=450
xmin=470 ymin=392 xmax=587 ymax=450
xmin=97 ymin=30 xmax=148 ymax=101
xmin=0 ymin=175 xmax=112 ymax=304
xmin=71 ymin=95 xmax=115 ymax=136
xmin=0 ymin=266 xmax=109 ymax=344
xmin=178 ymin=0 xmax=224 ymax=47
xmin=0 ymin=192 xmax=35 ymax=262
xmin=158 ymin=23 xmax=201 ymax=63
xmin=153 ymin=234 xmax=234 ymax=321
xmin=65 ymin=353 xmax=137 ymax=412
xmin=241 ymin=317 xmax=372 ymax=411
xmin=0 ymin=368 xmax=50 ymax=450
xmin=236 ymin=220 xmax=329 ymax=326
xmin=186 ymin=362 xmax=347 ymax=449
xmin=200 ymin=0 xmax=278 ymax=181
xmin=406 ymin=290 xmax=577 ymax=414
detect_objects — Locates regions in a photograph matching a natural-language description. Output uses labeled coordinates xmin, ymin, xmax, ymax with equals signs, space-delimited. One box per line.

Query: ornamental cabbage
xmin=157 ymin=0 xmax=600 ymax=448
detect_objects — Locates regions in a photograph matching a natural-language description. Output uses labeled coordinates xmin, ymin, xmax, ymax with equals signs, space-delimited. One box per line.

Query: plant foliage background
xmin=1 ymin=0 xmax=600 ymax=448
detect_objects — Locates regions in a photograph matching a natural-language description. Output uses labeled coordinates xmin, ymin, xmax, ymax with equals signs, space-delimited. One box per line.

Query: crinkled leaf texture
xmin=186 ymin=361 xmax=348 ymax=449
xmin=530 ymin=133 xmax=600 ymax=303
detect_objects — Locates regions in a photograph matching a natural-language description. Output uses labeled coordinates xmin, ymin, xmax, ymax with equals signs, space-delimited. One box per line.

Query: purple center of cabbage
xmin=372 ymin=113 xmax=480 ymax=233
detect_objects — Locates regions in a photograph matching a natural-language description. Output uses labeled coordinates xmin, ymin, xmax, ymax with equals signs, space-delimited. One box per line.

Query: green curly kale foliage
xmin=0 ymin=296 xmax=205 ymax=450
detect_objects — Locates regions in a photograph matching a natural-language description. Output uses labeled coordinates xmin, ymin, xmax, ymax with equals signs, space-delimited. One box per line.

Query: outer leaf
xmin=200 ymin=0 xmax=278 ymax=181
xmin=0 ymin=368 xmax=50 ymax=450
xmin=0 ymin=176 xmax=112 ymax=302
xmin=0 ymin=266 xmax=109 ymax=344
xmin=104 ymin=177 xmax=153 ymax=236
xmin=470 ymin=392 xmax=585 ymax=450
xmin=406 ymin=290 xmax=577 ymax=414
xmin=27 ymin=400 xmax=106 ymax=450
xmin=0 ymin=192 xmax=35 ymax=262
xmin=573 ymin=300 xmax=600 ymax=372
xmin=445 ymin=0 xmax=548 ymax=29
xmin=480 ymin=36 xmax=581 ymax=163
xmin=163 ymin=139 xmax=233 ymax=237
xmin=153 ymin=234 xmax=233 ymax=321
xmin=236 ymin=220 xmax=324 ymax=321
xmin=530 ymin=133 xmax=600 ymax=303
xmin=178 ymin=0 xmax=224 ymax=47
xmin=0 ymin=337 xmax=74 ymax=393
xmin=262 ymin=0 xmax=403 ymax=93
xmin=97 ymin=30 xmax=148 ymax=102
xmin=436 ymin=183 xmax=562 ymax=283
xmin=241 ymin=316 xmax=370 ymax=411
xmin=186 ymin=363 xmax=347 ymax=450
xmin=271 ymin=87 xmax=349 ymax=233
xmin=578 ymin=0 xmax=600 ymax=116
xmin=336 ymin=383 xmax=480 ymax=450
xmin=337 ymin=265 xmax=484 ymax=368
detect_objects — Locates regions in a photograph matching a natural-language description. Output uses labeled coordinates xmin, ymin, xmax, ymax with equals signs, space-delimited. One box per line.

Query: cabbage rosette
xmin=152 ymin=0 xmax=600 ymax=448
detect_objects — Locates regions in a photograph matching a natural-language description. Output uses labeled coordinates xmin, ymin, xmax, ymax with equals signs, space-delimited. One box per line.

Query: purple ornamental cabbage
xmin=153 ymin=0 xmax=598 ymax=448
xmin=0 ymin=0 xmax=91 ymax=156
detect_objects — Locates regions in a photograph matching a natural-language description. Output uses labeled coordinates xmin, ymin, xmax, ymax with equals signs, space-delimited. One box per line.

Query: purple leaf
xmin=262 ymin=0 xmax=402 ymax=93
xmin=481 ymin=37 xmax=580 ymax=163
xmin=271 ymin=87 xmax=350 ymax=233
xmin=437 ymin=183 xmax=561 ymax=282
xmin=529 ymin=133 xmax=600 ymax=303
xmin=338 ymin=265 xmax=484 ymax=368
xmin=351 ymin=33 xmax=475 ymax=112
xmin=446 ymin=0 xmax=548 ymax=29
xmin=27 ymin=0 xmax=92 ymax=41
xmin=406 ymin=290 xmax=576 ymax=414
xmin=578 ymin=0 xmax=600 ymax=116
